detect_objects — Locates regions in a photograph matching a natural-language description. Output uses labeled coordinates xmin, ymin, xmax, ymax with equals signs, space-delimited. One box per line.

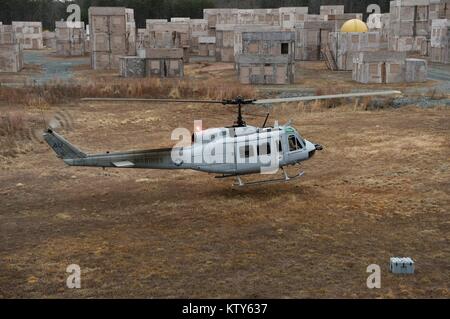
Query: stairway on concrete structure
xmin=321 ymin=44 xmax=338 ymax=71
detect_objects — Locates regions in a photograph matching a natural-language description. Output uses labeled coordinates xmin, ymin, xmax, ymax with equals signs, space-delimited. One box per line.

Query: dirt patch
xmin=0 ymin=99 xmax=448 ymax=298
xmin=0 ymin=53 xmax=449 ymax=298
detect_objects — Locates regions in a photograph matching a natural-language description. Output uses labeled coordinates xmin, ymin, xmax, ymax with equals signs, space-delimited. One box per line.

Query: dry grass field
xmin=0 ymin=61 xmax=449 ymax=298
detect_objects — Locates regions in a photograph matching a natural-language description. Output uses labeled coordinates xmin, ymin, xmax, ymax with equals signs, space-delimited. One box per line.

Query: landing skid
xmin=216 ymin=168 xmax=304 ymax=187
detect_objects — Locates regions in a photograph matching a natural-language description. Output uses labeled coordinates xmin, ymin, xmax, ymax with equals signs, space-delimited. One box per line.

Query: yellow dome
xmin=340 ymin=19 xmax=368 ymax=33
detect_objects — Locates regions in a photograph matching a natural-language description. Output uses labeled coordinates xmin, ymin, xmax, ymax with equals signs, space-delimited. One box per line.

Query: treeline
xmin=0 ymin=0 xmax=390 ymax=30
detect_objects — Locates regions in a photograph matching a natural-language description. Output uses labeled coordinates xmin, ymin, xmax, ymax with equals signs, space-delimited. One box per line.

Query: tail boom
xmin=43 ymin=129 xmax=185 ymax=170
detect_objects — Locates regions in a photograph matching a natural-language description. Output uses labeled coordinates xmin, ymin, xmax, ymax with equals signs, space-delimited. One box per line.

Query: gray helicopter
xmin=44 ymin=90 xmax=401 ymax=186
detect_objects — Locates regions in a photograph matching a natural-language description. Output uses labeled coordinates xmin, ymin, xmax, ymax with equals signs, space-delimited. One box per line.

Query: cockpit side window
xmin=288 ymin=135 xmax=302 ymax=151
xmin=288 ymin=135 xmax=297 ymax=151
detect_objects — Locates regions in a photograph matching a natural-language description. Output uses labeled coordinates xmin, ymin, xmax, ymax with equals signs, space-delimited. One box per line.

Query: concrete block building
xmin=237 ymin=31 xmax=295 ymax=84
xmin=0 ymin=43 xmax=22 ymax=72
xmin=203 ymin=6 xmax=346 ymax=63
xmin=329 ymin=31 xmax=387 ymax=70
xmin=352 ymin=51 xmax=406 ymax=83
xmin=215 ymin=24 xmax=237 ymax=62
xmin=145 ymin=48 xmax=184 ymax=78
xmin=294 ymin=20 xmax=336 ymax=60
xmin=120 ymin=48 xmax=184 ymax=78
xmin=89 ymin=7 xmax=136 ymax=70
xmin=203 ymin=8 xmax=285 ymax=34
xmin=55 ymin=21 xmax=86 ymax=56
xmin=204 ymin=8 xmax=239 ymax=33
xmin=189 ymin=19 xmax=210 ymax=59
xmin=146 ymin=21 xmax=190 ymax=61
xmin=430 ymin=18 xmax=450 ymax=63
xmin=405 ymin=58 xmax=428 ymax=81
xmin=352 ymin=51 xmax=427 ymax=83
xmin=237 ymin=9 xmax=280 ymax=26
xmin=429 ymin=0 xmax=450 ymax=22
xmin=215 ymin=24 xmax=283 ymax=63
xmin=293 ymin=12 xmax=363 ymax=61
xmin=233 ymin=25 xmax=282 ymax=60
xmin=367 ymin=13 xmax=391 ymax=47
xmin=0 ymin=24 xmax=23 ymax=72
xmin=142 ymin=20 xmax=167 ymax=47
xmin=12 ymin=21 xmax=43 ymax=49
xmin=0 ymin=24 xmax=15 ymax=45
xmin=279 ymin=7 xmax=309 ymax=30
xmin=146 ymin=19 xmax=169 ymax=26
xmin=320 ymin=6 xmax=345 ymax=15
xmin=388 ymin=0 xmax=430 ymax=52
xmin=171 ymin=17 xmax=191 ymax=23
xmin=194 ymin=36 xmax=216 ymax=62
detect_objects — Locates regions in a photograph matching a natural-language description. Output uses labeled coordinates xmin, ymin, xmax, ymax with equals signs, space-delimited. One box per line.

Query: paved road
xmin=427 ymin=62 xmax=450 ymax=82
xmin=25 ymin=50 xmax=89 ymax=85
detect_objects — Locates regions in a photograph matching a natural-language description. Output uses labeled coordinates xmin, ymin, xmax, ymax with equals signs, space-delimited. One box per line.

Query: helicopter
xmin=43 ymin=90 xmax=401 ymax=187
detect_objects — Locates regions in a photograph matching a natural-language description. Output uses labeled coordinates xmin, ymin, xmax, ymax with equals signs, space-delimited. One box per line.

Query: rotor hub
xmin=221 ymin=96 xmax=256 ymax=127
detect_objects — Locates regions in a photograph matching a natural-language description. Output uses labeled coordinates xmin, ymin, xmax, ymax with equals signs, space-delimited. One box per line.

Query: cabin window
xmin=281 ymin=42 xmax=289 ymax=55
xmin=239 ymin=145 xmax=254 ymax=158
xmin=257 ymin=142 xmax=271 ymax=156
xmin=288 ymin=135 xmax=302 ymax=151
xmin=279 ymin=140 xmax=283 ymax=152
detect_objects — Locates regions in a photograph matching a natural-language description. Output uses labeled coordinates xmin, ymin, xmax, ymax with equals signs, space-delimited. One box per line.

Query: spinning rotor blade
xmin=253 ymin=90 xmax=402 ymax=105
xmin=82 ymin=90 xmax=401 ymax=105
xmin=81 ymin=97 xmax=225 ymax=104
xmin=243 ymin=112 xmax=269 ymax=118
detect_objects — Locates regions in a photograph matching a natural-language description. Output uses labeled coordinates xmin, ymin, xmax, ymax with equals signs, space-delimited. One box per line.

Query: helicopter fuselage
xmin=175 ymin=125 xmax=319 ymax=175
xmin=45 ymin=124 xmax=321 ymax=177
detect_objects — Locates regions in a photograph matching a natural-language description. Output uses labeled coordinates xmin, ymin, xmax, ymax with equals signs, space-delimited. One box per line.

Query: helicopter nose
xmin=305 ymin=140 xmax=317 ymax=158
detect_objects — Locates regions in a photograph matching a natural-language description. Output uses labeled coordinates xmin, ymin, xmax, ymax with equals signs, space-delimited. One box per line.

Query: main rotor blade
xmin=81 ymin=97 xmax=225 ymax=104
xmin=253 ymin=90 xmax=402 ymax=105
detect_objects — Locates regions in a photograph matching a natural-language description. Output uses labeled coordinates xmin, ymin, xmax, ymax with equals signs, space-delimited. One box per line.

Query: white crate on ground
xmin=390 ymin=257 xmax=415 ymax=274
